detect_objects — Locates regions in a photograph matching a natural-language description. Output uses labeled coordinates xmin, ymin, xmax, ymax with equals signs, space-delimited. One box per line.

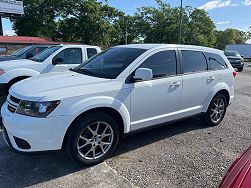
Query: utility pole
xmin=178 ymin=0 xmax=183 ymax=44
xmin=125 ymin=25 xmax=128 ymax=45
xmin=0 ymin=16 xmax=3 ymax=36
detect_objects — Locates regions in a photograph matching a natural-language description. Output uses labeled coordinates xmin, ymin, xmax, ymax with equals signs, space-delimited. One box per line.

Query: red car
xmin=219 ymin=146 xmax=251 ymax=188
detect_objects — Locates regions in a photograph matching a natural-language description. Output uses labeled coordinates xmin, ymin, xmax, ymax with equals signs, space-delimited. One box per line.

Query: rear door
xmin=179 ymin=49 xmax=218 ymax=116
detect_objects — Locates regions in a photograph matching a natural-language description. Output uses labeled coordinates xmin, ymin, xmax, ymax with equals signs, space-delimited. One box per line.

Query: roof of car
xmin=58 ymin=44 xmax=100 ymax=48
xmin=116 ymin=44 xmax=222 ymax=53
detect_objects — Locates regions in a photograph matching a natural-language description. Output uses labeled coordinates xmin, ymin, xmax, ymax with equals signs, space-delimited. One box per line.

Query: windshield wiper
xmin=70 ymin=68 xmax=109 ymax=79
xmin=70 ymin=68 xmax=96 ymax=76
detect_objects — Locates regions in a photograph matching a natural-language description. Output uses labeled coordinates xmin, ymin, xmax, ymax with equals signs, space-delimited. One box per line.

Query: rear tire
xmin=237 ymin=67 xmax=243 ymax=72
xmin=202 ymin=93 xmax=227 ymax=126
xmin=64 ymin=112 xmax=119 ymax=166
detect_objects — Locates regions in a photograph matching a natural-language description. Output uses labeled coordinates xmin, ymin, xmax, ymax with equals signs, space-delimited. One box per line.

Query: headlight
xmin=0 ymin=68 xmax=5 ymax=75
xmin=16 ymin=100 xmax=60 ymax=118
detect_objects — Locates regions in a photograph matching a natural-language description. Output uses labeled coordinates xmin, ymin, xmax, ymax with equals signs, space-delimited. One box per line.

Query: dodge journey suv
xmin=1 ymin=44 xmax=235 ymax=165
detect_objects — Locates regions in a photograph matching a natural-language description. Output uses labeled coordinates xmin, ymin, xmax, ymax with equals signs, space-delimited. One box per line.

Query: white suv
xmin=1 ymin=44 xmax=235 ymax=165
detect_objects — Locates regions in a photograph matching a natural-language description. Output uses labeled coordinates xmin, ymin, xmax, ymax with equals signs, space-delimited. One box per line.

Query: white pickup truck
xmin=0 ymin=44 xmax=101 ymax=96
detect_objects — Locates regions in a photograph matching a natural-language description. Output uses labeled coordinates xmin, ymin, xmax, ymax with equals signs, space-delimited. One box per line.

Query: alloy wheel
xmin=77 ymin=121 xmax=114 ymax=160
xmin=210 ymin=98 xmax=225 ymax=124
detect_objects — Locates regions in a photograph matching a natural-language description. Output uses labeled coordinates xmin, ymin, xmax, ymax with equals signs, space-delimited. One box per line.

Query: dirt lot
xmin=1 ymin=66 xmax=251 ymax=188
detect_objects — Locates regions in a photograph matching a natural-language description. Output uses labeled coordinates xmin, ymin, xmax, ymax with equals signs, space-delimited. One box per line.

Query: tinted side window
xmin=87 ymin=48 xmax=98 ymax=59
xmin=28 ymin=47 xmax=47 ymax=57
xmin=54 ymin=48 xmax=82 ymax=64
xmin=181 ymin=51 xmax=207 ymax=73
xmin=205 ymin=52 xmax=227 ymax=70
xmin=139 ymin=50 xmax=177 ymax=78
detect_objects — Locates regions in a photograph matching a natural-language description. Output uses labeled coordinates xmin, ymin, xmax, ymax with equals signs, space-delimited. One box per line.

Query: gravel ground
xmin=1 ymin=67 xmax=251 ymax=188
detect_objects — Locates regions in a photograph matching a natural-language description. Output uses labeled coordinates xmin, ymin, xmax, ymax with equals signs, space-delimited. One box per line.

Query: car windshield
xmin=31 ymin=46 xmax=62 ymax=62
xmin=71 ymin=47 xmax=146 ymax=79
xmin=11 ymin=46 xmax=32 ymax=57
xmin=224 ymin=51 xmax=239 ymax=56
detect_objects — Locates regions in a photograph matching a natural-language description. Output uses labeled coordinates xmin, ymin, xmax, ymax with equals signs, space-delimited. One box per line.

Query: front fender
xmin=202 ymin=82 xmax=232 ymax=112
xmin=6 ymin=68 xmax=40 ymax=82
xmin=58 ymin=96 xmax=131 ymax=134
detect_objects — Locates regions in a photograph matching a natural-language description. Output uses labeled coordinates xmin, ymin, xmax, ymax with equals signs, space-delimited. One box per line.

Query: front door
xmin=48 ymin=48 xmax=83 ymax=72
xmin=129 ymin=49 xmax=183 ymax=131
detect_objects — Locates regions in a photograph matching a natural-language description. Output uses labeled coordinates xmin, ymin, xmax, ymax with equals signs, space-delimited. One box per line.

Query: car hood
xmin=226 ymin=56 xmax=242 ymax=60
xmin=219 ymin=146 xmax=251 ymax=188
xmin=0 ymin=55 xmax=21 ymax=62
xmin=0 ymin=59 xmax=38 ymax=71
xmin=10 ymin=71 xmax=120 ymax=101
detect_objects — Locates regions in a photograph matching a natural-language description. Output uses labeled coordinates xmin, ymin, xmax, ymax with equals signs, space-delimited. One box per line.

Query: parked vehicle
xmin=224 ymin=50 xmax=244 ymax=72
xmin=0 ymin=45 xmax=51 ymax=62
xmin=219 ymin=146 xmax=251 ymax=188
xmin=1 ymin=44 xmax=235 ymax=166
xmin=0 ymin=44 xmax=101 ymax=96
xmin=226 ymin=44 xmax=251 ymax=60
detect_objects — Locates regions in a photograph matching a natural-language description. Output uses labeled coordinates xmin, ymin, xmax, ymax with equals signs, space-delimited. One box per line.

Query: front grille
xmin=8 ymin=105 xmax=16 ymax=113
xmin=7 ymin=95 xmax=20 ymax=113
xmin=10 ymin=95 xmax=21 ymax=104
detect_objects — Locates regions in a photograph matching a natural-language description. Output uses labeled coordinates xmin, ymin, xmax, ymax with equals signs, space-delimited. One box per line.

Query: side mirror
xmin=52 ymin=57 xmax=63 ymax=65
xmin=133 ymin=68 xmax=153 ymax=82
xmin=26 ymin=53 xmax=34 ymax=59
xmin=241 ymin=55 xmax=244 ymax=58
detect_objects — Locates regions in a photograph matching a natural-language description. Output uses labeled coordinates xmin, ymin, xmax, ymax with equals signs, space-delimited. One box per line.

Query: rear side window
xmin=181 ymin=51 xmax=207 ymax=73
xmin=87 ymin=48 xmax=98 ymax=58
xmin=205 ymin=52 xmax=227 ymax=70
xmin=139 ymin=50 xmax=177 ymax=78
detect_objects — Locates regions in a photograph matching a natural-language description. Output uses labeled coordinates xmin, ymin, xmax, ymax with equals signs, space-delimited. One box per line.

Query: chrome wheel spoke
xmin=84 ymin=147 xmax=93 ymax=157
xmin=100 ymin=144 xmax=105 ymax=153
xmin=101 ymin=141 xmax=111 ymax=146
xmin=95 ymin=122 xmax=100 ymax=135
xmin=87 ymin=127 xmax=96 ymax=136
xmin=92 ymin=147 xmax=96 ymax=159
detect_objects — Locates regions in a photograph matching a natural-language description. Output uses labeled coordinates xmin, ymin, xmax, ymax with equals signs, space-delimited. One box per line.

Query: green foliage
xmin=184 ymin=8 xmax=216 ymax=47
xmin=11 ymin=0 xmax=250 ymax=49
xmin=215 ymin=29 xmax=250 ymax=50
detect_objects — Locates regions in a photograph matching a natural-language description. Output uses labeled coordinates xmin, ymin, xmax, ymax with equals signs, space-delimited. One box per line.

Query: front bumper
xmin=1 ymin=102 xmax=74 ymax=152
xmin=230 ymin=62 xmax=244 ymax=68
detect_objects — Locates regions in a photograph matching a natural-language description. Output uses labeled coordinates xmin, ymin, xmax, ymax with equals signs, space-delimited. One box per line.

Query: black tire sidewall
xmin=238 ymin=67 xmax=243 ymax=72
xmin=65 ymin=112 xmax=120 ymax=166
xmin=205 ymin=93 xmax=227 ymax=126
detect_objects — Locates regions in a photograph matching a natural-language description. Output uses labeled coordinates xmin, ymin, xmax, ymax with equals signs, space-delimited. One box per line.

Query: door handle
xmin=207 ymin=76 xmax=215 ymax=81
xmin=171 ymin=81 xmax=181 ymax=87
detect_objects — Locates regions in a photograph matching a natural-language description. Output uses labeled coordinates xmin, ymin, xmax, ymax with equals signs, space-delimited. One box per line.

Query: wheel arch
xmin=62 ymin=106 xmax=126 ymax=149
xmin=203 ymin=86 xmax=231 ymax=112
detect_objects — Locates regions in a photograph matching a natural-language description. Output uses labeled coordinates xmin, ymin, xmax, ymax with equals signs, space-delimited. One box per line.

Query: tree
xmin=134 ymin=0 xmax=181 ymax=43
xmin=133 ymin=0 xmax=216 ymax=47
xmin=54 ymin=0 xmax=127 ymax=48
xmin=12 ymin=0 xmax=73 ymax=37
xmin=184 ymin=8 xmax=216 ymax=47
xmin=215 ymin=29 xmax=250 ymax=50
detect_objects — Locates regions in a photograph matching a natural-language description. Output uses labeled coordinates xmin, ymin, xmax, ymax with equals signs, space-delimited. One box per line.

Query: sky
xmin=2 ymin=0 xmax=251 ymax=36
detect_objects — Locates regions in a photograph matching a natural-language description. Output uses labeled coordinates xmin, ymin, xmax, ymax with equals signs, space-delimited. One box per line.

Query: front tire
xmin=202 ymin=93 xmax=227 ymax=126
xmin=64 ymin=112 xmax=119 ymax=166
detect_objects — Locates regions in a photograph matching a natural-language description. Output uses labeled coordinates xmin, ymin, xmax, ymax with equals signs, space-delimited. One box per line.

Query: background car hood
xmin=0 ymin=55 xmax=21 ymax=62
xmin=226 ymin=56 xmax=242 ymax=60
xmin=0 ymin=59 xmax=38 ymax=71
xmin=10 ymin=71 xmax=119 ymax=101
